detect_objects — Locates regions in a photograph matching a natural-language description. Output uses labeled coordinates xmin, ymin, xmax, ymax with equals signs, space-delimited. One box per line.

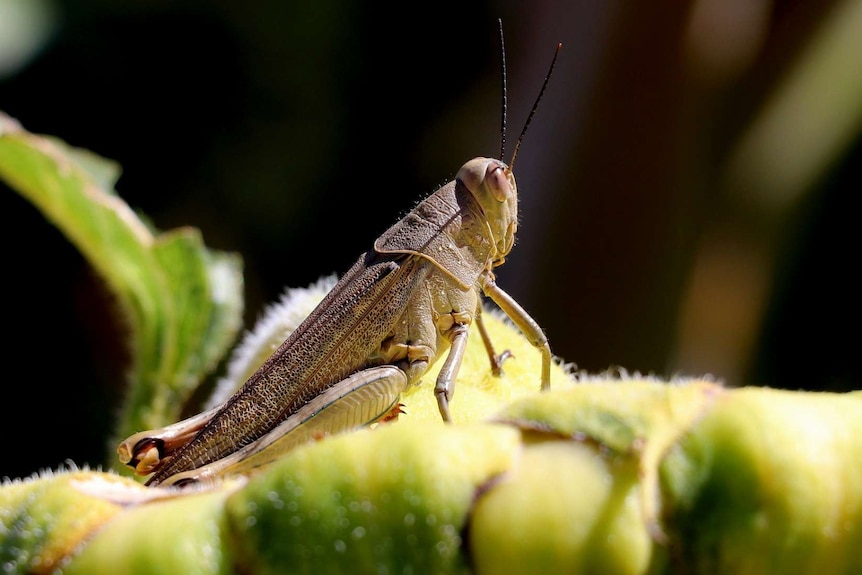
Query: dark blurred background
xmin=1 ymin=0 xmax=859 ymax=480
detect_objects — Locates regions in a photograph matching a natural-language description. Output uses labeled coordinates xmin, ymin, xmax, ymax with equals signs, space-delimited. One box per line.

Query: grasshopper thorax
xmin=456 ymin=157 xmax=517 ymax=266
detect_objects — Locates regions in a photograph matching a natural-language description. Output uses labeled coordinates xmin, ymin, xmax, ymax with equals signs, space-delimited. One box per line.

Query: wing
xmin=146 ymin=250 xmax=432 ymax=485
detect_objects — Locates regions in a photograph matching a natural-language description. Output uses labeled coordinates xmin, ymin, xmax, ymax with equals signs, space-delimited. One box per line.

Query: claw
xmin=490 ymin=350 xmax=515 ymax=376
xmin=378 ymin=403 xmax=406 ymax=424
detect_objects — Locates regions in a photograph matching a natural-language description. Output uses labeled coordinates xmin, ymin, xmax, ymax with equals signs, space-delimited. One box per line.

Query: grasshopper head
xmin=456 ymin=157 xmax=517 ymax=266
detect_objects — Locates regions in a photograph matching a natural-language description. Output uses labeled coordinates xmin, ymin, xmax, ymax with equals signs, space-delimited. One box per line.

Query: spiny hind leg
xmin=156 ymin=365 xmax=410 ymax=487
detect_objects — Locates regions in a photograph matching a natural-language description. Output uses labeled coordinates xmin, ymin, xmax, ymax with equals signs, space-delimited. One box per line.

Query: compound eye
xmin=485 ymin=161 xmax=511 ymax=202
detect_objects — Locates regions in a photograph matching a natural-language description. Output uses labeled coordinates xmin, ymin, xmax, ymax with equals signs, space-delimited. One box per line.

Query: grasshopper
xmin=118 ymin=29 xmax=561 ymax=488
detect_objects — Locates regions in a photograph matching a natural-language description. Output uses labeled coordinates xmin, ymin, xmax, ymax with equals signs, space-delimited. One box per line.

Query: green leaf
xmin=0 ymin=112 xmax=244 ymax=472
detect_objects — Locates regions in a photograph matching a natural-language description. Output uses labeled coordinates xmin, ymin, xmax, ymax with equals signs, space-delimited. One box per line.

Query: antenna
xmin=509 ymin=41 xmax=562 ymax=171
xmin=498 ymin=18 xmax=508 ymax=162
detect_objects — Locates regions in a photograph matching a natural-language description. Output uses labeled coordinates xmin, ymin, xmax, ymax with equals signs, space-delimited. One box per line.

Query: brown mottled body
xmin=120 ymin=159 xmax=552 ymax=487
xmin=119 ymin=34 xmax=562 ymax=487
